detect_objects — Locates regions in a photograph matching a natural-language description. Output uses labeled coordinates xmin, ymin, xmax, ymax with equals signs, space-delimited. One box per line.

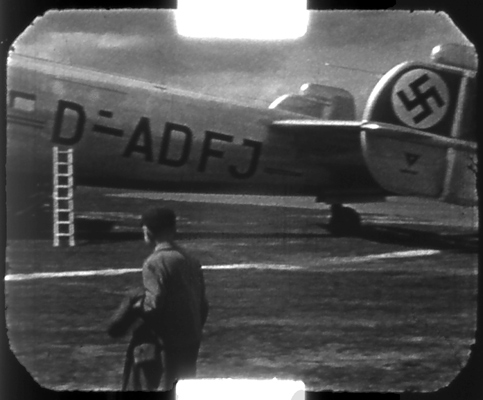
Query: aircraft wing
xmin=271 ymin=120 xmax=477 ymax=153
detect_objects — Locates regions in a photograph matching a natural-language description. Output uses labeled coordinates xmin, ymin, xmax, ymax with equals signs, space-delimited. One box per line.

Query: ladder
xmin=53 ymin=147 xmax=75 ymax=246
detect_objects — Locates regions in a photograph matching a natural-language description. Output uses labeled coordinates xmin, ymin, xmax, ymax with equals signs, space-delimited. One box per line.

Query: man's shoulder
xmin=143 ymin=247 xmax=169 ymax=267
xmin=169 ymin=244 xmax=201 ymax=265
xmin=150 ymin=246 xmax=198 ymax=264
xmin=146 ymin=247 xmax=176 ymax=263
xmin=176 ymin=247 xmax=202 ymax=269
xmin=145 ymin=243 xmax=201 ymax=270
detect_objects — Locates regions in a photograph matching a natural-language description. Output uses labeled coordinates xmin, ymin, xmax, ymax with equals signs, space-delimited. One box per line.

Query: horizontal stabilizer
xmin=272 ymin=119 xmax=363 ymax=131
xmin=271 ymin=120 xmax=476 ymax=153
xmin=362 ymin=122 xmax=477 ymax=152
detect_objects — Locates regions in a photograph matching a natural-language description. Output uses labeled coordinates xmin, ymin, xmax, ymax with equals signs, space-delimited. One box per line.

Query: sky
xmin=12 ymin=9 xmax=472 ymax=117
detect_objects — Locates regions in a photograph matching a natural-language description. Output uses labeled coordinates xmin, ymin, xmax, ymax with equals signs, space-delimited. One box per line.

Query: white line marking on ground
xmin=4 ymin=250 xmax=440 ymax=282
xmin=5 ymin=268 xmax=141 ymax=281
xmin=328 ymin=249 xmax=441 ymax=263
xmin=204 ymin=264 xmax=303 ymax=271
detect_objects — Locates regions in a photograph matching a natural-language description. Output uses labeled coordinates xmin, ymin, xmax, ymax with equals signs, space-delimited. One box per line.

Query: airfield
xmin=5 ymin=186 xmax=478 ymax=392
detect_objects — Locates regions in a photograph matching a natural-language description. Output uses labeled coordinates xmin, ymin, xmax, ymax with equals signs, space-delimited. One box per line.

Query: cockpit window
xmin=9 ymin=90 xmax=36 ymax=112
xmin=269 ymin=94 xmax=326 ymax=118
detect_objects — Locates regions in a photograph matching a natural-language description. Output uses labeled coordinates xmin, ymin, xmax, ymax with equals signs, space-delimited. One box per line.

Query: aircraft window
xmin=9 ymin=91 xmax=36 ymax=112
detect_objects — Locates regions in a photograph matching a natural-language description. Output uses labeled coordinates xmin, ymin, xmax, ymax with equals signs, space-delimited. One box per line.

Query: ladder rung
xmin=54 ymin=218 xmax=74 ymax=224
xmin=54 ymin=231 xmax=75 ymax=236
xmin=54 ymin=220 xmax=74 ymax=225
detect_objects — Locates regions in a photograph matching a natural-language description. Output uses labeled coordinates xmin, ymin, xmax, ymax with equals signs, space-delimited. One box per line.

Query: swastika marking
xmin=391 ymin=69 xmax=449 ymax=130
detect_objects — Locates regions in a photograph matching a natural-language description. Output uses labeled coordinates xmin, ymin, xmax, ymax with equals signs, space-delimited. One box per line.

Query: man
xmin=110 ymin=207 xmax=209 ymax=391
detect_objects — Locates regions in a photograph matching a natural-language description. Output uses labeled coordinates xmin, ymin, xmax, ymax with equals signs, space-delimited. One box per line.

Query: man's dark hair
xmin=141 ymin=207 xmax=176 ymax=236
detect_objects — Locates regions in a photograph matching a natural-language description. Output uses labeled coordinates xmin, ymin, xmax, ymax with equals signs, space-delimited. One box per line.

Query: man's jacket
xmin=142 ymin=242 xmax=209 ymax=347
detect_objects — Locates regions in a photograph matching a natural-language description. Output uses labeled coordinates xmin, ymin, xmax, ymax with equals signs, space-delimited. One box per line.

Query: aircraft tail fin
xmin=361 ymin=43 xmax=477 ymax=206
xmin=271 ymin=44 xmax=478 ymax=206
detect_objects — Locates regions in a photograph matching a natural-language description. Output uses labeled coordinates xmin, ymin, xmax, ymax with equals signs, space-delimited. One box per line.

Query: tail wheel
xmin=327 ymin=204 xmax=361 ymax=236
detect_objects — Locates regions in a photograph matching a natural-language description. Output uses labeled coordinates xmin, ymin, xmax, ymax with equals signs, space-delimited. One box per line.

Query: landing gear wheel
xmin=327 ymin=204 xmax=361 ymax=236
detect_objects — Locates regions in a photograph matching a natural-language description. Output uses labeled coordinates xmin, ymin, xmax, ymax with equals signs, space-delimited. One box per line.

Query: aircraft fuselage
xmin=6 ymin=53 xmax=384 ymax=200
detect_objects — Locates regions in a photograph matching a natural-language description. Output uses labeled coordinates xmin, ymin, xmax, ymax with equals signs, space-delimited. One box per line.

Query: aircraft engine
xmin=361 ymin=44 xmax=477 ymax=207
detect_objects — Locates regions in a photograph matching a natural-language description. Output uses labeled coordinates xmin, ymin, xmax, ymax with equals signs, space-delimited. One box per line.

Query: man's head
xmin=141 ymin=207 xmax=177 ymax=243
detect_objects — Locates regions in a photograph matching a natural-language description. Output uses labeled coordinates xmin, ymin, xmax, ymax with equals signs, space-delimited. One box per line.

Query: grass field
xmin=5 ymin=187 xmax=478 ymax=391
